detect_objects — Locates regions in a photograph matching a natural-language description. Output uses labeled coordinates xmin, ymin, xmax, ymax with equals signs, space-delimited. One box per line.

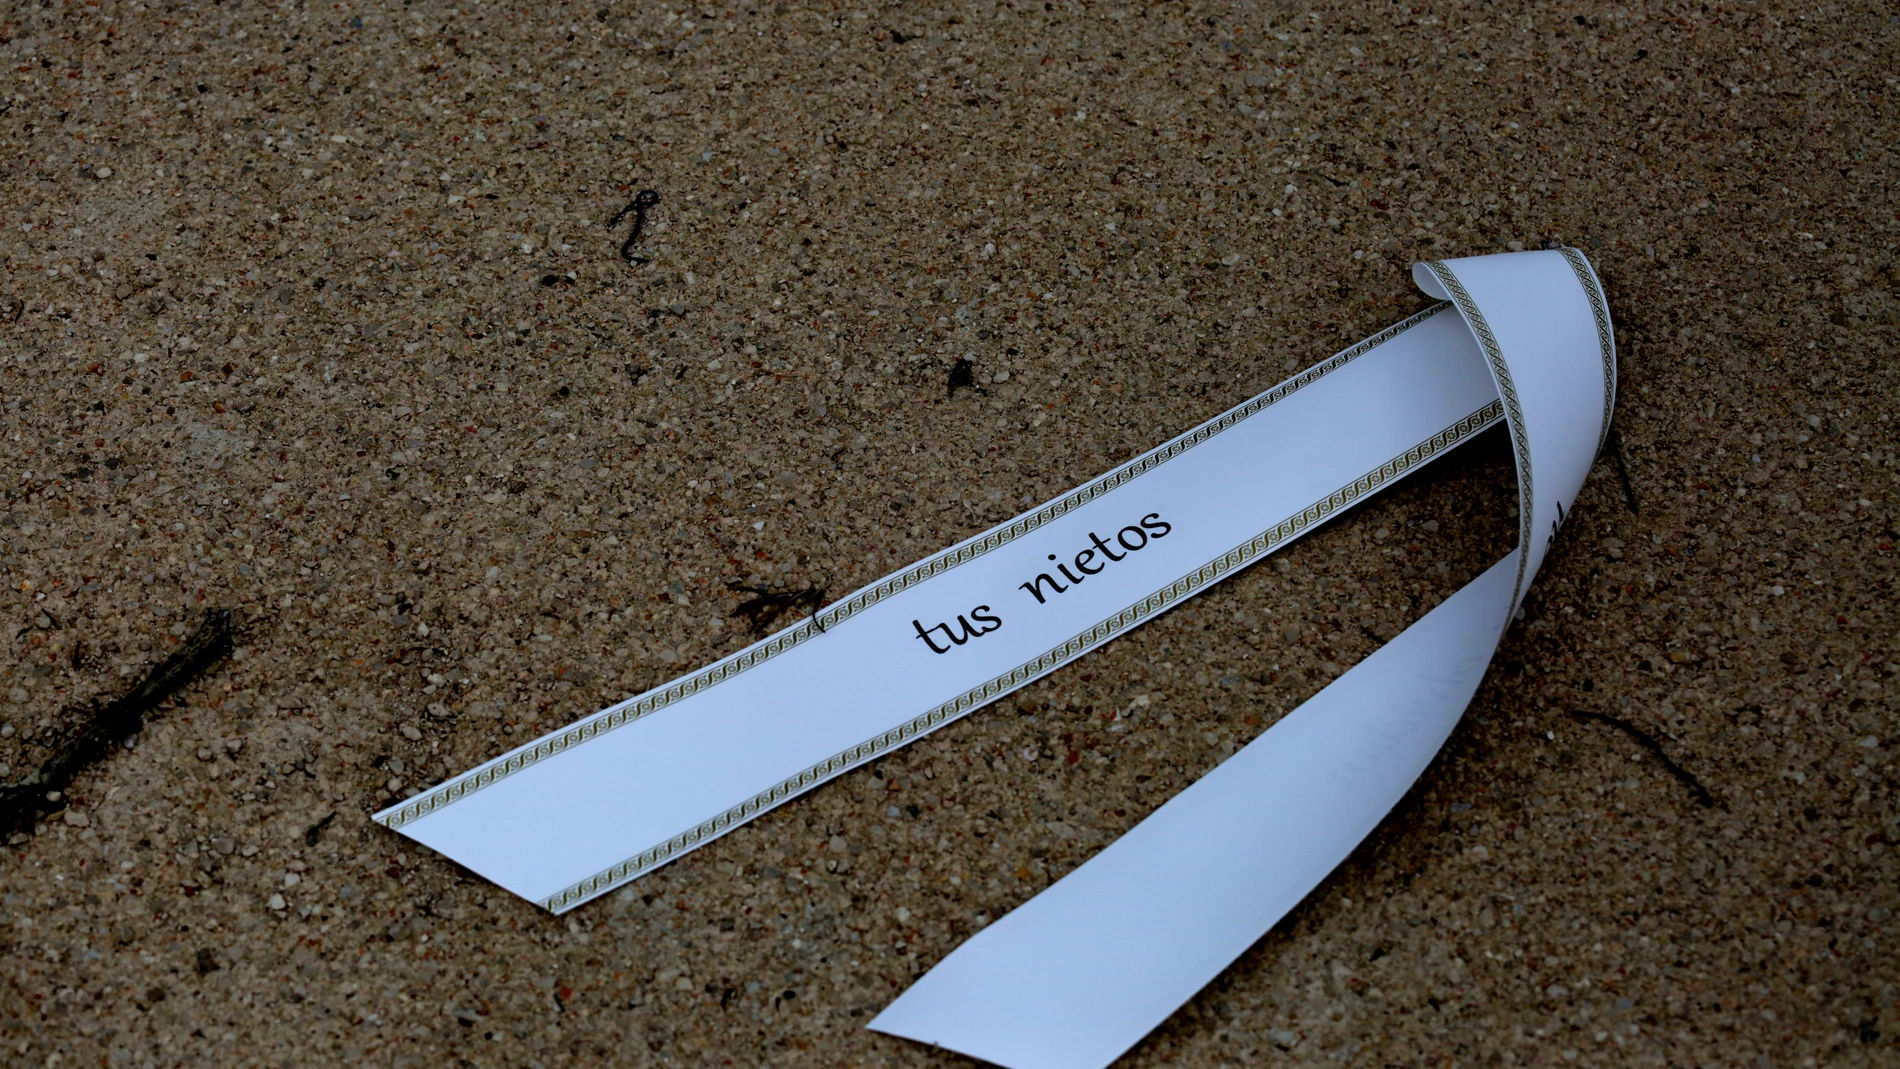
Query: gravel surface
xmin=0 ymin=2 xmax=1894 ymax=1067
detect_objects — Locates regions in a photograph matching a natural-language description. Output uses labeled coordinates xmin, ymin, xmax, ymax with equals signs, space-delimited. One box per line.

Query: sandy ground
xmin=0 ymin=1 xmax=1894 ymax=1066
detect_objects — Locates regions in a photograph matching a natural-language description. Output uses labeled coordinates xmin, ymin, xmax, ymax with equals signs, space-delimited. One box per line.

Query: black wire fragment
xmin=609 ymin=190 xmax=662 ymax=264
xmin=1568 ymin=709 xmax=1717 ymax=808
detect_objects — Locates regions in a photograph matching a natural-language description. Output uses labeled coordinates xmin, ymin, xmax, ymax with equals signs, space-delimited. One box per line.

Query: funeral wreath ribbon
xmin=374 ymin=248 xmax=1615 ymax=1069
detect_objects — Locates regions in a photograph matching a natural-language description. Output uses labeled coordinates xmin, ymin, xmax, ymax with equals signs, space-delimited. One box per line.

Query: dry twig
xmin=726 ymin=583 xmax=828 ymax=635
xmin=1608 ymin=426 xmax=1641 ymax=514
xmin=0 ymin=609 xmax=232 ymax=833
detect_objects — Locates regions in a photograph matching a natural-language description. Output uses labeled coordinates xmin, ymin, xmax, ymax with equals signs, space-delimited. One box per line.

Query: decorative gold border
xmin=374 ymin=302 xmax=1459 ymax=831
xmin=539 ymin=400 xmax=1506 ymax=912
xmin=1556 ymin=246 xmax=1619 ymax=452
xmin=1422 ymin=250 xmax=1618 ymax=608
xmin=1419 ymin=260 xmax=1535 ymax=607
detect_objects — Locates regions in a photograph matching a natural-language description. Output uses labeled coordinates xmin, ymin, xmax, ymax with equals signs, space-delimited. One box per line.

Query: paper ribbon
xmin=374 ymin=248 xmax=1614 ymax=1068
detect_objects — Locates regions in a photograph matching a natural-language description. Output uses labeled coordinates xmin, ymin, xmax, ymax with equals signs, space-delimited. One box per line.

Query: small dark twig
xmin=0 ymin=609 xmax=233 ymax=834
xmin=1568 ymin=709 xmax=1716 ymax=808
xmin=946 ymin=357 xmax=979 ymax=399
xmin=609 ymin=190 xmax=662 ymax=263
xmin=303 ymin=811 xmax=337 ymax=847
xmin=1608 ymin=427 xmax=1641 ymax=514
xmin=726 ymin=583 xmax=827 ymax=636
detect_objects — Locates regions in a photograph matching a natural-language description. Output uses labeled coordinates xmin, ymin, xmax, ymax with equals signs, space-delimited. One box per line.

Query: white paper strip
xmin=867 ymin=552 xmax=1517 ymax=1069
xmin=374 ymin=247 xmax=1613 ymax=1067
xmin=375 ymin=296 xmax=1503 ymax=910
xmin=869 ymin=248 xmax=1613 ymax=1067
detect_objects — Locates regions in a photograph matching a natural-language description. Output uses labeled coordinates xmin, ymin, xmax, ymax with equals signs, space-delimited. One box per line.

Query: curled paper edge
xmin=870 ymin=247 xmax=1614 ymax=1069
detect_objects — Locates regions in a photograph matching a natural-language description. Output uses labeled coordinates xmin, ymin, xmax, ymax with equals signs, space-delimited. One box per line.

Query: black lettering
xmin=912 ymin=618 xmax=954 ymax=654
xmin=1047 ymin=553 xmax=1087 ymax=586
xmin=948 ymin=616 xmax=986 ymax=645
xmin=1019 ymin=573 xmax=1068 ymax=604
xmin=1017 ymin=513 xmax=1176 ymax=608
xmin=1088 ymin=530 xmax=1126 ymax=562
xmin=970 ymin=605 xmax=1003 ymax=634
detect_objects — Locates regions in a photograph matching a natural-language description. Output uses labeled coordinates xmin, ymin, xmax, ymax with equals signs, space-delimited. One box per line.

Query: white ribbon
xmin=374 ymin=248 xmax=1613 ymax=1067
